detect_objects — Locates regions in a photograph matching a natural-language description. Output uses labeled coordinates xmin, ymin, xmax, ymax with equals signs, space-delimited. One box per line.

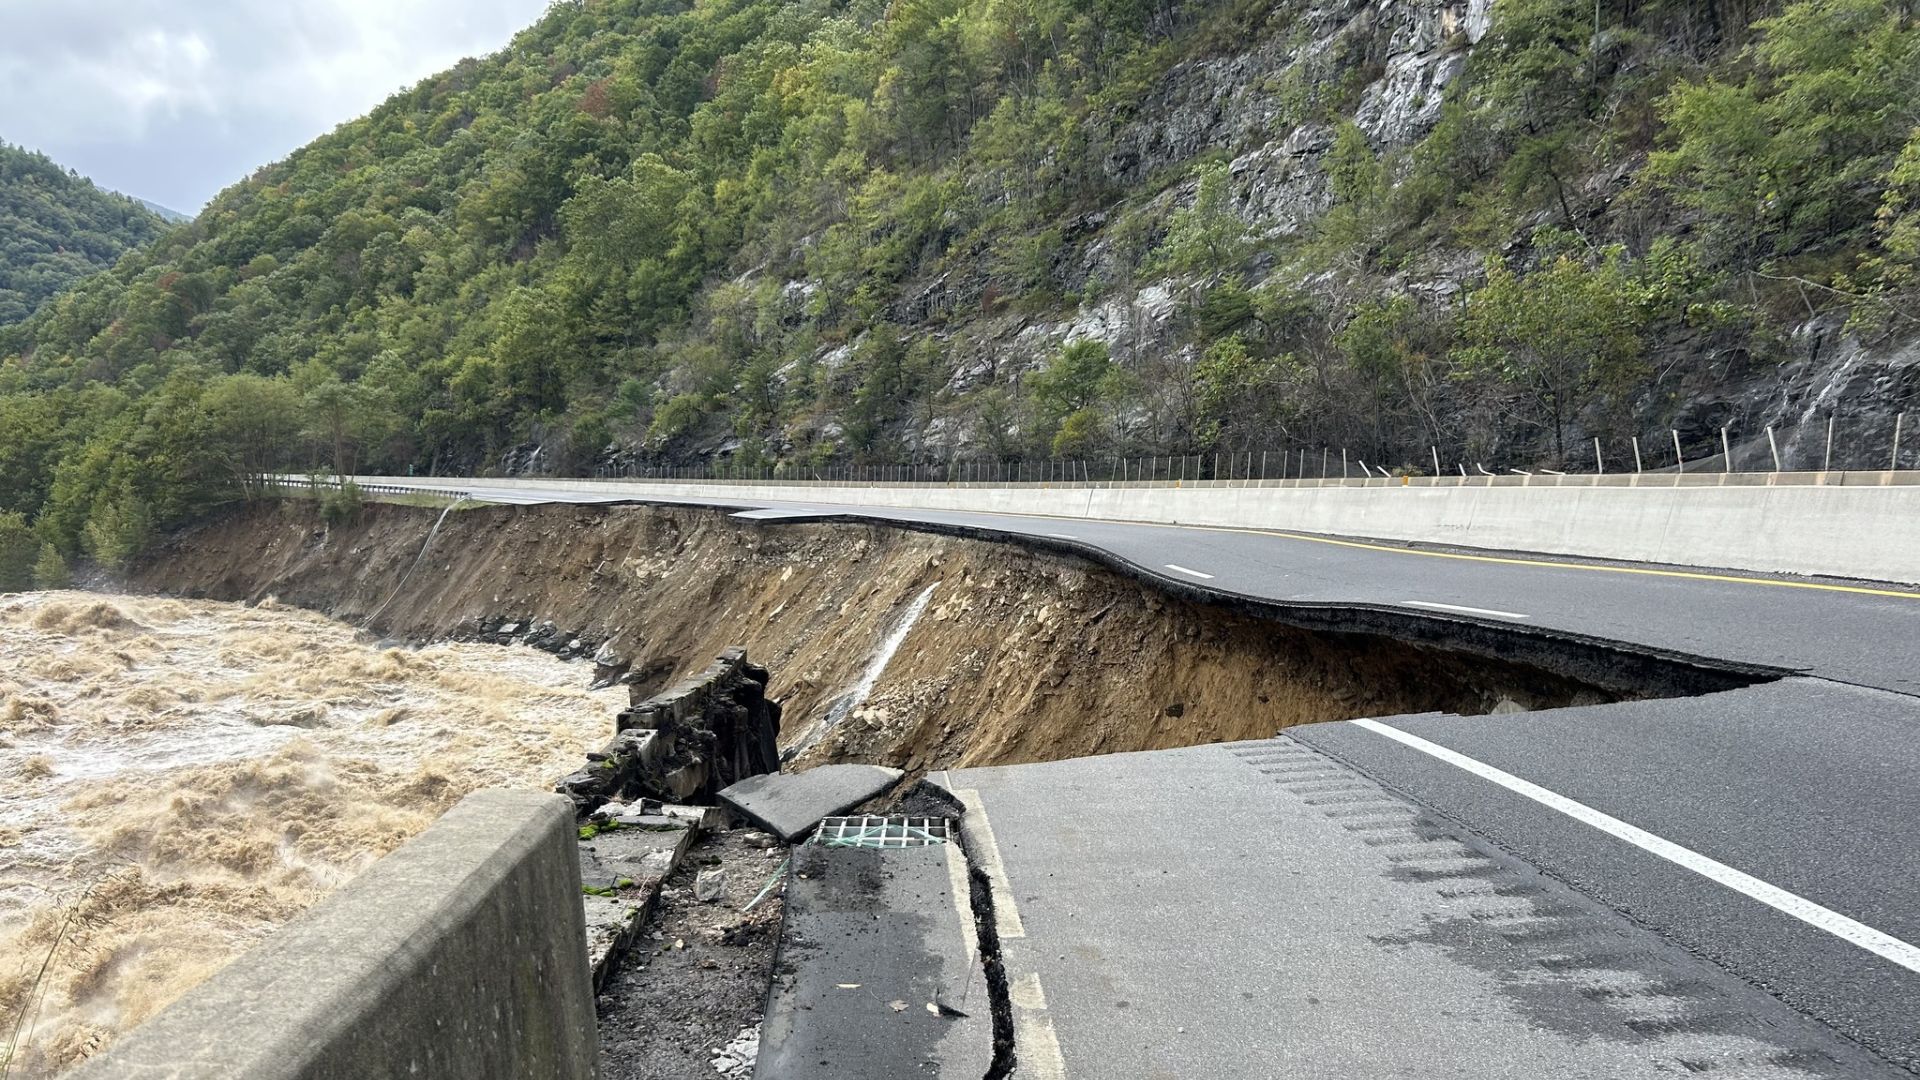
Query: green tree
xmin=204 ymin=374 xmax=303 ymax=495
xmin=32 ymin=542 xmax=70 ymax=589
xmin=80 ymin=487 xmax=153 ymax=573
xmin=1649 ymin=0 xmax=1920 ymax=264
xmin=0 ymin=510 xmax=33 ymax=590
xmin=1154 ymin=161 xmax=1252 ymax=278
xmin=1192 ymin=335 xmax=1304 ymax=448
xmin=1026 ymin=339 xmax=1134 ymax=453
xmin=1454 ymin=254 xmax=1646 ymax=464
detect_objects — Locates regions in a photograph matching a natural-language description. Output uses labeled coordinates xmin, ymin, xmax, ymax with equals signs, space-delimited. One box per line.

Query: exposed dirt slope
xmin=135 ymin=501 xmax=1614 ymax=772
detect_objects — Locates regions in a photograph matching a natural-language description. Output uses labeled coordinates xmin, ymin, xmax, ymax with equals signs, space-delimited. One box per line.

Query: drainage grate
xmin=812 ymin=815 xmax=952 ymax=848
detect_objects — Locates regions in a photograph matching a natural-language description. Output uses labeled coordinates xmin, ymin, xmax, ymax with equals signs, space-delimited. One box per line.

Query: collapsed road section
xmin=138 ymin=500 xmax=1765 ymax=780
xmin=110 ymin=494 xmax=1909 ymax=1078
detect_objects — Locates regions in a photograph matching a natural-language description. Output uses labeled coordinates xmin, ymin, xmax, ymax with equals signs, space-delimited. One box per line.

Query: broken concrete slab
xmin=582 ymin=893 xmax=652 ymax=992
xmin=755 ymin=843 xmax=994 ymax=1079
xmin=719 ymin=764 xmax=905 ymax=843
xmin=577 ymin=821 xmax=694 ymax=892
xmin=578 ymin=820 xmax=699 ymax=990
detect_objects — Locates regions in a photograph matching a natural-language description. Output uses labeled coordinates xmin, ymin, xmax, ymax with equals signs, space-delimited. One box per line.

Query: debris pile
xmin=558 ymin=648 xmax=782 ymax=813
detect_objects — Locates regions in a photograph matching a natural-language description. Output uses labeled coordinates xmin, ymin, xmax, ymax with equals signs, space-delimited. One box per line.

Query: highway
xmin=379 ymin=477 xmax=1920 ymax=1077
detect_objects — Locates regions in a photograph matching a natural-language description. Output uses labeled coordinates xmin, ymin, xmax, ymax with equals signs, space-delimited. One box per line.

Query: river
xmin=0 ymin=591 xmax=619 ymax=1077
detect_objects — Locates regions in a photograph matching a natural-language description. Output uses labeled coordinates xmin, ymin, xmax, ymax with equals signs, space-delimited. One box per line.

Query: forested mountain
xmin=3 ymin=0 xmax=1919 ymax=572
xmin=0 ymin=144 xmax=169 ymax=324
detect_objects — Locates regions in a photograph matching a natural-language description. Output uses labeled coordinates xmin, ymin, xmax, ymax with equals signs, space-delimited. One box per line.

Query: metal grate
xmin=812 ymin=815 xmax=951 ymax=848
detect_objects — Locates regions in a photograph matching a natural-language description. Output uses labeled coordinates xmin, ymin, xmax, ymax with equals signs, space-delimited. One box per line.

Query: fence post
xmin=1672 ymin=430 xmax=1684 ymax=474
xmin=1767 ymin=426 xmax=1782 ymax=473
xmin=1893 ymin=412 xmax=1906 ymax=470
xmin=1593 ymin=437 xmax=1604 ymax=476
xmin=1342 ymin=448 xmax=1349 ymax=479
xmin=1260 ymin=450 xmax=1268 ymax=481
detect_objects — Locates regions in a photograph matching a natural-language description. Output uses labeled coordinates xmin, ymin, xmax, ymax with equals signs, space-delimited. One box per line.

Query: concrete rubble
xmin=719 ymin=763 xmax=907 ymax=843
xmin=557 ymin=647 xmax=783 ymax=814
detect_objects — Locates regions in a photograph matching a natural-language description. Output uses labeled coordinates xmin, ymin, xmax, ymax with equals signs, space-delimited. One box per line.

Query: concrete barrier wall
xmin=343 ymin=475 xmax=1920 ymax=585
xmin=70 ymin=790 xmax=599 ymax=1080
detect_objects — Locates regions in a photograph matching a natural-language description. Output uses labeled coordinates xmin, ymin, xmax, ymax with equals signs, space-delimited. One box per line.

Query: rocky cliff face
xmin=725 ymin=0 xmax=1914 ymax=473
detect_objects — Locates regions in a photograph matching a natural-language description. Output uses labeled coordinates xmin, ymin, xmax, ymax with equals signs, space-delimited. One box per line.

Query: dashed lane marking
xmin=1012 ymin=973 xmax=1068 ymax=1080
xmin=1403 ymin=600 xmax=1530 ymax=620
xmin=1352 ymin=717 xmax=1920 ymax=975
xmin=1164 ymin=563 xmax=1215 ymax=579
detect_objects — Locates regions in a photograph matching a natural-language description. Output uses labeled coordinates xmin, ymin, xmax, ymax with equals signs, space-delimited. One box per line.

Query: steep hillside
xmin=2 ymin=0 xmax=1918 ymax=566
xmin=0 ymin=144 xmax=169 ymax=324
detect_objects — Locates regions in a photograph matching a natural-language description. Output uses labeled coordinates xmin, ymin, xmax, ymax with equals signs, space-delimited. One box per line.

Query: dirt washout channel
xmin=135 ymin=501 xmax=1756 ymax=773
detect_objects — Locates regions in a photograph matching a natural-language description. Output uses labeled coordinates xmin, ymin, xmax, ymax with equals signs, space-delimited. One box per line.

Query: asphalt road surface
xmin=390 ymin=478 xmax=1920 ymax=1076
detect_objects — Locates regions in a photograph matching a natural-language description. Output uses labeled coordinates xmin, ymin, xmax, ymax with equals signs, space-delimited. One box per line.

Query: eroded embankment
xmin=139 ymin=501 xmax=1657 ymax=772
xmin=0 ymin=592 xmax=621 ymax=1077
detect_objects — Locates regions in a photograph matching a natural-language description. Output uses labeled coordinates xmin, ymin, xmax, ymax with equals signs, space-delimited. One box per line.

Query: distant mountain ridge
xmin=131 ymin=196 xmax=191 ymax=224
xmin=0 ymin=142 xmax=168 ymax=324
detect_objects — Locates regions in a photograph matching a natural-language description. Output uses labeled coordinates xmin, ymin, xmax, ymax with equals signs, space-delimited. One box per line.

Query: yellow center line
xmin=461 ymin=483 xmax=1920 ymax=602
xmin=889 ymin=504 xmax=1920 ymax=602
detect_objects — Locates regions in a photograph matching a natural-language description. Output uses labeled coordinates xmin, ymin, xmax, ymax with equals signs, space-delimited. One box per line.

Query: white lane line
xmin=1164 ymin=563 xmax=1215 ymax=580
xmin=1351 ymin=718 xmax=1920 ymax=975
xmin=1011 ymin=972 xmax=1049 ymax=1010
xmin=1046 ymin=532 xmax=1080 ymax=540
xmin=954 ymin=789 xmax=1025 ymax=939
xmin=1402 ymin=600 xmax=1529 ymax=620
xmin=1012 ymin=974 xmax=1068 ymax=1080
xmin=943 ymin=843 xmax=979 ymax=973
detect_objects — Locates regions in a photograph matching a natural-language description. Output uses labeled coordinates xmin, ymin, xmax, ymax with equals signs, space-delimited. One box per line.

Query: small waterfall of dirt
xmin=363 ymin=497 xmax=462 ymax=629
xmin=783 ymin=583 xmax=938 ymax=762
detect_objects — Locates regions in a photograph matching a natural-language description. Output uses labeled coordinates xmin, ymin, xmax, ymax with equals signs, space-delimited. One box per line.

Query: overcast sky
xmin=0 ymin=0 xmax=552 ymax=214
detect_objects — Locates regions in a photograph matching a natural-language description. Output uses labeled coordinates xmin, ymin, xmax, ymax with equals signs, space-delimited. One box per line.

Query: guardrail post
xmin=1632 ymin=436 xmax=1643 ymax=473
xmin=1672 ymin=430 xmax=1684 ymax=474
xmin=1593 ymin=437 xmax=1604 ymax=476
xmin=1767 ymin=426 xmax=1782 ymax=472
xmin=1893 ymin=412 xmax=1906 ymax=470
xmin=1825 ymin=415 xmax=1836 ymax=472
xmin=1721 ymin=427 xmax=1733 ymax=473
xmin=1432 ymin=446 xmax=1442 ymax=477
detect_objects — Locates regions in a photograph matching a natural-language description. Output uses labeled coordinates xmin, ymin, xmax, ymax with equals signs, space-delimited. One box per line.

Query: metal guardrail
xmin=263 ymin=476 xmax=478 ymax=501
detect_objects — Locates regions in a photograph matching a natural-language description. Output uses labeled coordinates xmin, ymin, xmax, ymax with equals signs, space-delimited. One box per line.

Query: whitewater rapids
xmin=0 ymin=591 xmax=620 ymax=1076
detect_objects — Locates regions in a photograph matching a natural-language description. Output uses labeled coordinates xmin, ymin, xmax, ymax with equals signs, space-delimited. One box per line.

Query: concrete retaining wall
xmin=69 ymin=790 xmax=599 ymax=1080
xmin=344 ymin=475 xmax=1920 ymax=585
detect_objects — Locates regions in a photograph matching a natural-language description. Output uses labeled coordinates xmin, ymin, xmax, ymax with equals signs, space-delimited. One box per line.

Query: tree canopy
xmin=0 ymin=143 xmax=169 ymax=325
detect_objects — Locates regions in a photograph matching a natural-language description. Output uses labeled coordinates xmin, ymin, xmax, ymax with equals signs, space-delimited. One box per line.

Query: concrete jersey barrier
xmin=333 ymin=475 xmax=1920 ymax=587
xmin=68 ymin=790 xmax=599 ymax=1080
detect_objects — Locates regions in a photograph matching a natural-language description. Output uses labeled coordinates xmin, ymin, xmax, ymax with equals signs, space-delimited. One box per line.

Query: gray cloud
xmin=0 ymin=0 xmax=550 ymax=212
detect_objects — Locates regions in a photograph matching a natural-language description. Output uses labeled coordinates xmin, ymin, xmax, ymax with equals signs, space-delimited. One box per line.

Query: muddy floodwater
xmin=0 ymin=591 xmax=620 ymax=1077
